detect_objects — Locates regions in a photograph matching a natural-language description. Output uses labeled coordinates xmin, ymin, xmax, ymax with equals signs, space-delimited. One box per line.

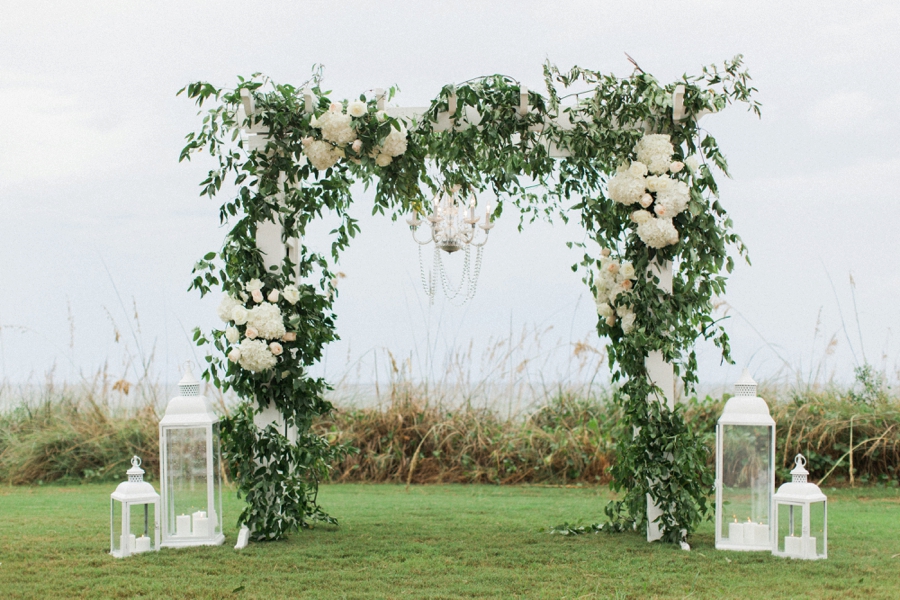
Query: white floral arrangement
xmin=301 ymin=101 xmax=409 ymax=171
xmin=217 ymin=279 xmax=301 ymax=372
xmin=607 ymin=133 xmax=701 ymax=249
xmin=594 ymin=248 xmax=637 ymax=333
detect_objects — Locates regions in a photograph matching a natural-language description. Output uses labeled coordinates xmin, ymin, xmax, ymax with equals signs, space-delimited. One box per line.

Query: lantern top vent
xmin=178 ymin=369 xmax=200 ymax=397
xmin=734 ymin=368 xmax=757 ymax=397
xmin=127 ymin=456 xmax=145 ymax=483
xmin=791 ymin=454 xmax=809 ymax=484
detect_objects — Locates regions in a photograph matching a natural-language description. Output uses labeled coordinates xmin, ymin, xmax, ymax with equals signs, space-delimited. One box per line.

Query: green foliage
xmin=179 ymin=57 xmax=759 ymax=542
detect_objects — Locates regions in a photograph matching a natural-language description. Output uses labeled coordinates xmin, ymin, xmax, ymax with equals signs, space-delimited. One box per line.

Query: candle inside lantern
xmin=802 ymin=536 xmax=817 ymax=559
xmin=134 ymin=535 xmax=151 ymax=553
xmin=192 ymin=511 xmax=209 ymax=538
xmin=176 ymin=514 xmax=191 ymax=536
xmin=728 ymin=517 xmax=745 ymax=545
xmin=750 ymin=522 xmax=769 ymax=546
xmin=784 ymin=535 xmax=802 ymax=557
xmin=121 ymin=533 xmax=137 ymax=553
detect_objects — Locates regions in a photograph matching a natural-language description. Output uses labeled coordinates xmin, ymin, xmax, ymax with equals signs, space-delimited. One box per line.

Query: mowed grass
xmin=1 ymin=484 xmax=898 ymax=599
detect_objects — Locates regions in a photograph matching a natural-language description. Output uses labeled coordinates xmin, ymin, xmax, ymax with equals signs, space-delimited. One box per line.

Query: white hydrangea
xmin=375 ymin=153 xmax=393 ymax=167
xmin=315 ymin=109 xmax=357 ymax=145
xmin=347 ymin=100 xmax=367 ymax=118
xmin=303 ymin=140 xmax=342 ymax=171
xmin=634 ymin=134 xmax=675 ymax=175
xmin=282 ymin=285 xmax=300 ymax=305
xmin=224 ymin=326 xmax=240 ymax=344
xmin=644 ymin=175 xmax=673 ymax=194
xmin=631 ymin=209 xmax=653 ymax=225
xmin=654 ymin=180 xmax=690 ymax=218
xmin=637 ymin=216 xmax=679 ymax=249
xmin=596 ymin=302 xmax=614 ymax=318
xmin=379 ymin=125 xmax=409 ymax=157
xmin=607 ymin=169 xmax=646 ymax=205
xmin=247 ymin=302 xmax=286 ymax=340
xmin=217 ymin=295 xmax=241 ymax=322
xmin=236 ymin=338 xmax=277 ymax=372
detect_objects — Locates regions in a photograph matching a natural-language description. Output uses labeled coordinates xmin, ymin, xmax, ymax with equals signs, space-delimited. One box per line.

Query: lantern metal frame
xmin=158 ymin=370 xmax=225 ymax=548
xmin=772 ymin=454 xmax=828 ymax=560
xmin=714 ymin=370 xmax=776 ymax=551
xmin=110 ymin=456 xmax=160 ymax=558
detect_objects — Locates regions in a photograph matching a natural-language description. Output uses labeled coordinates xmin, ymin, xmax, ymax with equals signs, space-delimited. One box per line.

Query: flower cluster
xmin=302 ymin=100 xmax=410 ymax=171
xmin=594 ymin=249 xmax=637 ymax=334
xmin=607 ymin=134 xmax=700 ymax=249
xmin=217 ymin=279 xmax=301 ymax=372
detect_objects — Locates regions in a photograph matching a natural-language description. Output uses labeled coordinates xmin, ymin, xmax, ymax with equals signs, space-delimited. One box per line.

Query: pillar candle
xmin=728 ymin=521 xmax=745 ymax=545
xmin=135 ymin=535 xmax=151 ymax=553
xmin=752 ymin=523 xmax=770 ymax=546
xmin=192 ymin=510 xmax=209 ymax=538
xmin=121 ymin=533 xmax=136 ymax=553
xmin=802 ymin=536 xmax=817 ymax=559
xmin=784 ymin=535 xmax=802 ymax=557
xmin=176 ymin=514 xmax=191 ymax=536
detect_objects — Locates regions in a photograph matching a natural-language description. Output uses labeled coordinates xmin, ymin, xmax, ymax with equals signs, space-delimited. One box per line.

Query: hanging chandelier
xmin=407 ymin=185 xmax=494 ymax=304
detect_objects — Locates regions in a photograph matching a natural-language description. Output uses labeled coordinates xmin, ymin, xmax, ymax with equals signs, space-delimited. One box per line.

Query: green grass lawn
xmin=1 ymin=484 xmax=898 ymax=599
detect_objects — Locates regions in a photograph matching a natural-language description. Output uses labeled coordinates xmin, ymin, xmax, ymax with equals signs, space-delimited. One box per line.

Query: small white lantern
xmin=773 ymin=454 xmax=827 ymax=560
xmin=715 ymin=370 xmax=776 ymax=551
xmin=159 ymin=370 xmax=225 ymax=547
xmin=110 ymin=456 xmax=160 ymax=558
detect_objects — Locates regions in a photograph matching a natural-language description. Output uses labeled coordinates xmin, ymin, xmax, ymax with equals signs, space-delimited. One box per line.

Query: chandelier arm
xmin=410 ymin=227 xmax=435 ymax=246
xmin=470 ymin=230 xmax=491 ymax=248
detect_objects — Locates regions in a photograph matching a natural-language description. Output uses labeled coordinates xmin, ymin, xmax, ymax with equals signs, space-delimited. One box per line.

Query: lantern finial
xmin=127 ymin=455 xmax=145 ymax=483
xmin=791 ymin=453 xmax=809 ymax=484
xmin=734 ymin=368 xmax=757 ymax=397
xmin=178 ymin=366 xmax=201 ymax=397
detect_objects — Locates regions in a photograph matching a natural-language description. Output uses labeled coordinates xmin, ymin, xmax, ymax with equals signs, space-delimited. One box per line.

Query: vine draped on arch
xmin=179 ymin=56 xmax=760 ymax=543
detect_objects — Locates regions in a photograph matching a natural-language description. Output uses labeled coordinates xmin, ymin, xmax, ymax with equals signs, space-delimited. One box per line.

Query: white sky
xmin=1 ymin=1 xmax=899 ymax=393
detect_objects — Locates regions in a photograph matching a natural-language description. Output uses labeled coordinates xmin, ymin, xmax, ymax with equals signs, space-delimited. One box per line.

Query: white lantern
xmin=773 ymin=454 xmax=827 ymax=559
xmin=715 ymin=369 xmax=775 ymax=551
xmin=159 ymin=370 xmax=225 ymax=547
xmin=110 ymin=456 xmax=160 ymax=558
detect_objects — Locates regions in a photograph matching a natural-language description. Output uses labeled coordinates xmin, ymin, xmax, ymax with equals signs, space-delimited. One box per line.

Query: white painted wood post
xmin=252 ymin=171 xmax=298 ymax=443
xmin=645 ymin=259 xmax=675 ymax=543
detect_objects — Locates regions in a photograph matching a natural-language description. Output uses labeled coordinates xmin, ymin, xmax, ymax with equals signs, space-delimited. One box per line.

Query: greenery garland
xmin=180 ymin=56 xmax=759 ymax=543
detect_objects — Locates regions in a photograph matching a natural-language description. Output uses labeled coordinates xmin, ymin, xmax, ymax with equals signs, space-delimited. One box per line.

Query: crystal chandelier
xmin=407 ymin=185 xmax=494 ymax=304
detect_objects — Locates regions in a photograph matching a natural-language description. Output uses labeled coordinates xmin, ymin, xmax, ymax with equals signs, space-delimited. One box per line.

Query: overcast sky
xmin=1 ymin=1 xmax=898 ymax=396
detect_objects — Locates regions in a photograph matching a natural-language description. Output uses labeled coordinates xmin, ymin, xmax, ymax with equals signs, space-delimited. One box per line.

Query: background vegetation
xmin=2 ymin=370 xmax=897 ymax=489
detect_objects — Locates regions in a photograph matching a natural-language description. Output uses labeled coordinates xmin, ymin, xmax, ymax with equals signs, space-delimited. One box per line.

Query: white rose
xmin=227 ymin=348 xmax=241 ymax=363
xmin=630 ymin=210 xmax=652 ymax=225
xmin=282 ymin=285 xmax=300 ymax=305
xmin=669 ymin=161 xmax=684 ymax=173
xmin=269 ymin=342 xmax=284 ymax=356
xmin=597 ymin=302 xmax=614 ymax=318
xmin=231 ymin=305 xmax=249 ymax=325
xmin=620 ymin=262 xmax=635 ymax=280
xmin=267 ymin=289 xmax=280 ymax=303
xmin=251 ymin=289 xmax=264 ymax=304
xmin=225 ymin=326 xmax=240 ymax=344
xmin=684 ymin=155 xmax=701 ymax=175
xmin=621 ymin=312 xmax=636 ymax=334
xmin=605 ymin=315 xmax=616 ymax=327
xmin=282 ymin=332 xmax=297 ymax=342
xmin=375 ymin=153 xmax=393 ymax=167
xmin=245 ymin=326 xmax=259 ymax=340
xmin=375 ymin=110 xmax=386 ymax=121
xmin=640 ymin=193 xmax=653 ymax=208
xmin=347 ymin=100 xmax=367 ymax=118
xmin=245 ymin=279 xmax=263 ymax=293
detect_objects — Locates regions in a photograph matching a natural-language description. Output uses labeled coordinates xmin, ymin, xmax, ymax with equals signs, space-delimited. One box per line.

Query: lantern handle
xmin=794 ymin=453 xmax=806 ymax=469
xmin=131 ymin=456 xmax=142 ymax=468
xmin=181 ymin=360 xmax=195 ymax=378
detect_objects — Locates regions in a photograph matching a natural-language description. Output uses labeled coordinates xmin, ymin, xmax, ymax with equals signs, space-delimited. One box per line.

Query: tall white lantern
xmin=110 ymin=456 xmax=160 ymax=558
xmin=159 ymin=370 xmax=225 ymax=547
xmin=715 ymin=370 xmax=775 ymax=551
xmin=773 ymin=454 xmax=827 ymax=560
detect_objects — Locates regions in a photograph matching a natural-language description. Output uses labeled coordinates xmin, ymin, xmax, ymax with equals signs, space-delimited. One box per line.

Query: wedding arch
xmin=180 ymin=57 xmax=759 ymax=543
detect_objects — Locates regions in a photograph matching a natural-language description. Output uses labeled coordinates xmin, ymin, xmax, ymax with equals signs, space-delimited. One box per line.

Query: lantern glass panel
xmin=212 ymin=423 xmax=223 ymax=536
xmin=720 ymin=424 xmax=772 ymax=544
xmin=809 ymin=501 xmax=826 ymax=555
xmin=164 ymin=427 xmax=209 ymax=537
xmin=111 ymin=499 xmax=123 ymax=556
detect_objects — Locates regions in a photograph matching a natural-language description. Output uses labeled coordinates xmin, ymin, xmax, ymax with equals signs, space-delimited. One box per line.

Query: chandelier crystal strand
xmin=407 ymin=185 xmax=493 ymax=304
